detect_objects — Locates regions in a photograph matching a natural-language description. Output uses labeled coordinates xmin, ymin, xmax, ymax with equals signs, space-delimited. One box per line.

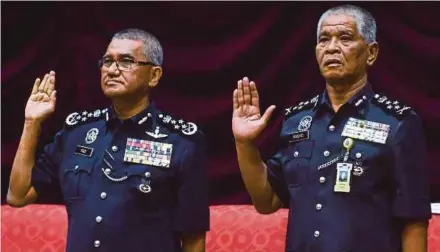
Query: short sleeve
xmin=391 ymin=111 xmax=431 ymax=220
xmin=173 ymin=133 xmax=210 ymax=233
xmin=31 ymin=127 xmax=66 ymax=202
xmin=266 ymin=149 xmax=290 ymax=207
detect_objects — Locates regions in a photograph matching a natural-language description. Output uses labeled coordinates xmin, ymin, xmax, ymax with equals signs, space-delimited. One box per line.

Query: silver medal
xmin=353 ymin=166 xmax=364 ymax=176
xmin=138 ymin=184 xmax=152 ymax=194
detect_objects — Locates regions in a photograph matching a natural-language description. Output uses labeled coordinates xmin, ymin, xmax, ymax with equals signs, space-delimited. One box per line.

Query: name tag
xmin=341 ymin=117 xmax=390 ymax=144
xmin=74 ymin=145 xmax=94 ymax=157
xmin=124 ymin=138 xmax=173 ymax=168
xmin=289 ymin=130 xmax=309 ymax=143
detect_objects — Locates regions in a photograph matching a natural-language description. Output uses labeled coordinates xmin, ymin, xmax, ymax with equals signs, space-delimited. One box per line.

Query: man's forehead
xmin=319 ymin=14 xmax=358 ymax=33
xmin=105 ymin=39 xmax=144 ymax=56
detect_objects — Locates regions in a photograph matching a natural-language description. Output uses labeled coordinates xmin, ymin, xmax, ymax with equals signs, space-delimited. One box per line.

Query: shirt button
xmin=355 ymin=152 xmax=362 ymax=159
xmin=328 ymin=125 xmax=335 ymax=132
xmin=94 ymin=240 xmax=100 ymax=248
xmin=293 ymin=151 xmax=299 ymax=157
xmin=314 ymin=231 xmax=320 ymax=238
xmin=111 ymin=145 xmax=118 ymax=152
xmin=74 ymin=165 xmax=79 ymax=170
xmin=316 ymin=203 xmax=323 ymax=211
xmin=319 ymin=177 xmax=326 ymax=184
xmin=104 ymin=168 xmax=111 ymax=175
xmin=323 ymin=150 xmax=330 ymax=157
xmin=95 ymin=216 xmax=102 ymax=223
xmin=145 ymin=172 xmax=151 ymax=178
xmin=100 ymin=192 xmax=107 ymax=199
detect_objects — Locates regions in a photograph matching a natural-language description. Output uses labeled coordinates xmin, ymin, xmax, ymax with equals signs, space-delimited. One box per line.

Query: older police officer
xmin=232 ymin=5 xmax=431 ymax=252
xmin=7 ymin=28 xmax=209 ymax=252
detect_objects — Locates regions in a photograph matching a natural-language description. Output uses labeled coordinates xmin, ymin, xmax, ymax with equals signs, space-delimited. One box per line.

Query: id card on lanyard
xmin=334 ymin=138 xmax=354 ymax=193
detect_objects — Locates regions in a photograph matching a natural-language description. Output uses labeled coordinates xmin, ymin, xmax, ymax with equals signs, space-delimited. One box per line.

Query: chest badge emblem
xmin=85 ymin=128 xmax=99 ymax=144
xmin=298 ymin=116 xmax=313 ymax=131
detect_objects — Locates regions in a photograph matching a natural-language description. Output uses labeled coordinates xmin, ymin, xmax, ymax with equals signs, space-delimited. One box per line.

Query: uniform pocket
xmin=125 ymin=166 xmax=155 ymax=195
xmin=123 ymin=165 xmax=175 ymax=212
xmin=283 ymin=140 xmax=314 ymax=187
xmin=61 ymin=162 xmax=93 ymax=200
xmin=348 ymin=143 xmax=389 ymax=195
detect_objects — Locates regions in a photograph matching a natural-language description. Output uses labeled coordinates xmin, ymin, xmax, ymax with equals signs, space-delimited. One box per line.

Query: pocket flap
xmin=291 ymin=140 xmax=314 ymax=159
xmin=125 ymin=166 xmax=151 ymax=178
xmin=64 ymin=162 xmax=93 ymax=174
xmin=349 ymin=144 xmax=377 ymax=163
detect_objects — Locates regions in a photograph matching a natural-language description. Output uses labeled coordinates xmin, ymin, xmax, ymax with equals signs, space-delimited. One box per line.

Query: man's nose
xmin=107 ymin=61 xmax=121 ymax=75
xmin=326 ymin=37 xmax=341 ymax=54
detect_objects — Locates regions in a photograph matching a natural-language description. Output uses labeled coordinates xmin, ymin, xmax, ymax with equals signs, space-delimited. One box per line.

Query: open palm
xmin=232 ymin=77 xmax=276 ymax=142
xmin=25 ymin=71 xmax=57 ymax=121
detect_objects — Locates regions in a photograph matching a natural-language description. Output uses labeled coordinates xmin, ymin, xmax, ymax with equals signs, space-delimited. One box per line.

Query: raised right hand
xmin=232 ymin=77 xmax=276 ymax=143
xmin=25 ymin=71 xmax=57 ymax=122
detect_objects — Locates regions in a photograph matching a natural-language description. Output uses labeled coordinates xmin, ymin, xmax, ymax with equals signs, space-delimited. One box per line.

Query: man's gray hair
xmin=316 ymin=5 xmax=377 ymax=44
xmin=112 ymin=28 xmax=163 ymax=66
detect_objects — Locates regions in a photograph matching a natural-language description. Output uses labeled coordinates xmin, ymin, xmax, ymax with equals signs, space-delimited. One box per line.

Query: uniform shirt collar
xmin=106 ymin=101 xmax=157 ymax=129
xmin=314 ymin=82 xmax=374 ymax=115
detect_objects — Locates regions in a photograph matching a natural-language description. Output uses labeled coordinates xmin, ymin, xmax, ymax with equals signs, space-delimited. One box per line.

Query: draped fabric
xmin=2 ymin=2 xmax=440 ymax=204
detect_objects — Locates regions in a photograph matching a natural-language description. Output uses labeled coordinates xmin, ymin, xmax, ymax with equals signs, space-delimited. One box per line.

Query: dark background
xmin=2 ymin=2 xmax=440 ymax=205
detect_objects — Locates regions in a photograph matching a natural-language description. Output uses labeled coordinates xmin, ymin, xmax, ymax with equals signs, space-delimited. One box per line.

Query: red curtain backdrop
xmin=2 ymin=2 xmax=440 ymax=204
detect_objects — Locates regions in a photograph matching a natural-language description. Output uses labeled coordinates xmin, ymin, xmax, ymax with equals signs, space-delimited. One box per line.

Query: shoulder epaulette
xmin=65 ymin=108 xmax=108 ymax=127
xmin=372 ymin=93 xmax=413 ymax=119
xmin=156 ymin=111 xmax=200 ymax=137
xmin=284 ymin=94 xmax=320 ymax=118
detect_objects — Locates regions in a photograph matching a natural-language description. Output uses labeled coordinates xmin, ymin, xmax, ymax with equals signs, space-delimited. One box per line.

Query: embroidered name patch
xmin=74 ymin=145 xmax=94 ymax=157
xmin=289 ymin=131 xmax=309 ymax=143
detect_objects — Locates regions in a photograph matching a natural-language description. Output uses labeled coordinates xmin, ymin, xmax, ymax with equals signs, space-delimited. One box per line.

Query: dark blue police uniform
xmin=31 ymin=102 xmax=210 ymax=252
xmin=266 ymin=83 xmax=431 ymax=252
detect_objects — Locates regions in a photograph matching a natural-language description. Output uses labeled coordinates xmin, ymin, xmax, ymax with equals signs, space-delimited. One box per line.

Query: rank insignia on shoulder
xmin=285 ymin=94 xmax=320 ymax=117
xmin=138 ymin=113 xmax=152 ymax=125
xmin=65 ymin=108 xmax=108 ymax=127
xmin=372 ymin=94 xmax=412 ymax=119
xmin=157 ymin=112 xmax=198 ymax=136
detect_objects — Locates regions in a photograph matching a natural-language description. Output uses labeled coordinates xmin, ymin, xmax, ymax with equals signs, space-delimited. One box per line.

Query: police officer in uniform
xmin=7 ymin=28 xmax=209 ymax=252
xmin=232 ymin=5 xmax=431 ymax=252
